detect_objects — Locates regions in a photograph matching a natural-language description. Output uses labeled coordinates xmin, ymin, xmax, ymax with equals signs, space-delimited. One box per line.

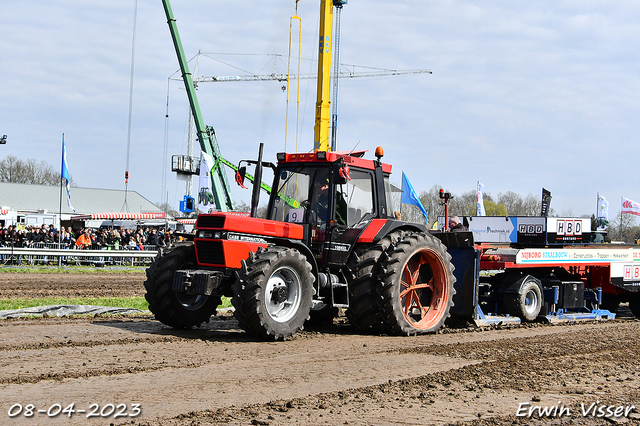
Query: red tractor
xmin=144 ymin=147 xmax=456 ymax=340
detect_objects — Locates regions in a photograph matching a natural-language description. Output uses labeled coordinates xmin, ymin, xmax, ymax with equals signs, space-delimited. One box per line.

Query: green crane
xmin=162 ymin=0 xmax=234 ymax=212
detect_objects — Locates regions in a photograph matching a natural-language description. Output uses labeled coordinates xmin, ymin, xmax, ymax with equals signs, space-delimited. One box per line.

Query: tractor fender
xmin=266 ymin=237 xmax=319 ymax=280
xmin=357 ymin=219 xmax=427 ymax=244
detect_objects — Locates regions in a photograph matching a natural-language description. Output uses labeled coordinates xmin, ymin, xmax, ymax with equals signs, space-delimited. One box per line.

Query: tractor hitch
xmin=172 ymin=270 xmax=223 ymax=295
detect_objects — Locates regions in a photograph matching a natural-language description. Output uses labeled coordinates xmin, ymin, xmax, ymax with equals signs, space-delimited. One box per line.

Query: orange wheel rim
xmin=398 ymin=249 xmax=449 ymax=329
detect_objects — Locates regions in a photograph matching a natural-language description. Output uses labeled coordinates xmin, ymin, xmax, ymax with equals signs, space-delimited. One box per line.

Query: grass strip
xmin=0 ymin=267 xmax=146 ymax=274
xmin=0 ymin=296 xmax=233 ymax=311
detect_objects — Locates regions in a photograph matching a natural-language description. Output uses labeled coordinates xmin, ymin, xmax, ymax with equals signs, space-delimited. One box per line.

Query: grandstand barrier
xmin=0 ymin=246 xmax=159 ymax=267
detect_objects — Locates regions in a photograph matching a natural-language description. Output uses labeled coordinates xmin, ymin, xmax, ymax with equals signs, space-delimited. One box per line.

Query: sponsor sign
xmin=517 ymin=217 xmax=546 ymax=245
xmin=438 ymin=216 xmax=516 ymax=243
xmin=623 ymin=265 xmax=640 ymax=281
xmin=517 ymin=248 xmax=637 ymax=266
xmin=546 ymin=218 xmax=590 ymax=244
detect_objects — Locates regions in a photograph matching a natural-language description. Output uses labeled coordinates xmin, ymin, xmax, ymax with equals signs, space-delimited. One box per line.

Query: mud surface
xmin=1 ymin=272 xmax=639 ymax=425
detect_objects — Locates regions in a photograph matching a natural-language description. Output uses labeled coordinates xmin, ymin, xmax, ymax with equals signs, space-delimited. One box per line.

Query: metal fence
xmin=0 ymin=244 xmax=159 ymax=267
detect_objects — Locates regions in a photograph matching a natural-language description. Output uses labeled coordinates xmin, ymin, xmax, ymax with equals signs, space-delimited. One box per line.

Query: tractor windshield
xmin=268 ymin=166 xmax=331 ymax=228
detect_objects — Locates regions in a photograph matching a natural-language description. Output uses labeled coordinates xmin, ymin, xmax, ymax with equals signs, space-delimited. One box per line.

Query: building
xmin=0 ymin=182 xmax=168 ymax=229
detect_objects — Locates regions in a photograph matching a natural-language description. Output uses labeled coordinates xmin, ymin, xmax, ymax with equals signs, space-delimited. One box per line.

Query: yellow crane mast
xmin=314 ymin=0 xmax=340 ymax=152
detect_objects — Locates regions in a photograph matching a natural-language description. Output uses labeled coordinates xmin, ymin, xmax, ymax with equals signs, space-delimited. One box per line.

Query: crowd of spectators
xmin=0 ymin=224 xmax=182 ymax=250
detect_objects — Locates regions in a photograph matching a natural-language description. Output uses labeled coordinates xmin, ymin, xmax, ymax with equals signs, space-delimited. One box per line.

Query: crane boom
xmin=162 ymin=0 xmax=234 ymax=212
xmin=191 ymin=68 xmax=432 ymax=84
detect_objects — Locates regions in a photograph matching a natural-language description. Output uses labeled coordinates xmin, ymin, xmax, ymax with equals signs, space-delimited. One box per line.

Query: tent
xmin=71 ymin=212 xmax=166 ymax=220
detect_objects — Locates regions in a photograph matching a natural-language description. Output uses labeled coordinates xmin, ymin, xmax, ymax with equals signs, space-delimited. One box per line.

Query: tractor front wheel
xmin=377 ymin=233 xmax=456 ymax=335
xmin=144 ymin=242 xmax=221 ymax=329
xmin=232 ymin=247 xmax=314 ymax=340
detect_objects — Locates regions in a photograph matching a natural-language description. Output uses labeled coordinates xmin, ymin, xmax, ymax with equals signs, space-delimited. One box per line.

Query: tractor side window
xmin=343 ymin=170 xmax=374 ymax=226
xmin=384 ymin=176 xmax=397 ymax=219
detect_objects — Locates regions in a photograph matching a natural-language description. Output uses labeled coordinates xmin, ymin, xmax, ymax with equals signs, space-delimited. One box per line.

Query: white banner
xmin=477 ymin=181 xmax=486 ymax=216
xmin=198 ymin=152 xmax=215 ymax=211
xmin=597 ymin=193 xmax=609 ymax=230
xmin=622 ymin=197 xmax=640 ymax=217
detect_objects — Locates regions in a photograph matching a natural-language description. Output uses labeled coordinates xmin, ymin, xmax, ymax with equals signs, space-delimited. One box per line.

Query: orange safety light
xmin=375 ymin=146 xmax=384 ymax=158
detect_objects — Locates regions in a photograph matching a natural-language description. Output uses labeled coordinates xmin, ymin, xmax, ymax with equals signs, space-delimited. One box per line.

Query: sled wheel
xmin=232 ymin=246 xmax=314 ymax=340
xmin=345 ymin=231 xmax=403 ymax=332
xmin=629 ymin=294 xmax=640 ymax=318
xmin=504 ymin=276 xmax=543 ymax=322
xmin=378 ymin=233 xmax=456 ymax=335
xmin=144 ymin=242 xmax=221 ymax=329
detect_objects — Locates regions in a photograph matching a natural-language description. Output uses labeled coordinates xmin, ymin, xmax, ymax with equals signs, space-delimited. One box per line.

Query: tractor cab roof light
xmin=316 ymin=151 xmax=327 ymax=160
xmin=276 ymin=152 xmax=286 ymax=162
xmin=375 ymin=146 xmax=384 ymax=160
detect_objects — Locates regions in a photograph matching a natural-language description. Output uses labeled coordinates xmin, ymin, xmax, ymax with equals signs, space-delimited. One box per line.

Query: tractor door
xmin=325 ymin=167 xmax=377 ymax=267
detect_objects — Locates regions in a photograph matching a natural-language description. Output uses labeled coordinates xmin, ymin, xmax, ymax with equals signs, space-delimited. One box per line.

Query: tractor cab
xmin=267 ymin=149 xmax=394 ymax=268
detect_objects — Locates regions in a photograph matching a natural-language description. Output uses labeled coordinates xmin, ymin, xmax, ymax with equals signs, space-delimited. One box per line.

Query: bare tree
xmin=156 ymin=202 xmax=181 ymax=219
xmin=0 ymin=155 xmax=72 ymax=186
xmin=608 ymin=213 xmax=639 ymax=242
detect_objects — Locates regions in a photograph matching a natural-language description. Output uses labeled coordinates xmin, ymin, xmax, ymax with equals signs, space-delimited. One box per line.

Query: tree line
xmin=0 ymin=155 xmax=73 ymax=186
xmin=394 ymin=184 xmax=547 ymax=228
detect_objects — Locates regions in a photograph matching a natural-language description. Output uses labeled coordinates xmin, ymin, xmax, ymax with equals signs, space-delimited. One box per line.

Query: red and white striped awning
xmin=71 ymin=212 xmax=166 ymax=221
xmin=177 ymin=218 xmax=196 ymax=224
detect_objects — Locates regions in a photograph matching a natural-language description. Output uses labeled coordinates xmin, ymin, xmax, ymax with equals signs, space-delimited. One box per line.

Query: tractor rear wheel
xmin=345 ymin=231 xmax=403 ymax=333
xmin=144 ymin=242 xmax=221 ymax=329
xmin=232 ymin=246 xmax=314 ymax=340
xmin=377 ymin=233 xmax=456 ymax=335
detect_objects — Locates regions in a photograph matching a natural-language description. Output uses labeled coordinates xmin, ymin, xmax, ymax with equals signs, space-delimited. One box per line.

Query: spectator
xmin=75 ymin=230 xmax=92 ymax=249
xmin=449 ymin=216 xmax=467 ymax=232
xmin=95 ymin=229 xmax=108 ymax=249
xmin=147 ymin=228 xmax=159 ymax=247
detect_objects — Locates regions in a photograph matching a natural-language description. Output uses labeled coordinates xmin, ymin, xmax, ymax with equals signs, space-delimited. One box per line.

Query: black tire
xmin=600 ymin=297 xmax=620 ymax=312
xmin=144 ymin=242 xmax=221 ymax=329
xmin=345 ymin=232 xmax=403 ymax=333
xmin=377 ymin=233 xmax=456 ymax=335
xmin=629 ymin=294 xmax=640 ymax=318
xmin=503 ymin=276 xmax=543 ymax=322
xmin=232 ymin=246 xmax=314 ymax=340
xmin=306 ymin=302 xmax=340 ymax=326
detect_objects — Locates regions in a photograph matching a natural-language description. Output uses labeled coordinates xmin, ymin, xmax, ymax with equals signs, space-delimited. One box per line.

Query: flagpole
xmin=58 ymin=134 xmax=64 ymax=265
xmin=621 ymin=197 xmax=623 ymax=241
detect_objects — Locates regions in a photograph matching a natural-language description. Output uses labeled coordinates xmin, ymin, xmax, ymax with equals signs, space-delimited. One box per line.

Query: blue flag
xmin=61 ymin=136 xmax=75 ymax=212
xmin=401 ymin=172 xmax=428 ymax=222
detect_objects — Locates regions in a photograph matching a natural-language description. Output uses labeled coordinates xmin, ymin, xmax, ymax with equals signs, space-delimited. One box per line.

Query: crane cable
xmin=122 ymin=0 xmax=138 ymax=213
xmin=285 ymin=0 xmax=303 ymax=153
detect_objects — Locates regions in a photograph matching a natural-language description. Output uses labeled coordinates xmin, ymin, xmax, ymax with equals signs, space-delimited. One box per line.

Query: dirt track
xmin=1 ymin=272 xmax=639 ymax=425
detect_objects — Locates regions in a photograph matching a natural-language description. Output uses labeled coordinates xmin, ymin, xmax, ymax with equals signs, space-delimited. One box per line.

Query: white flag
xmin=622 ymin=197 xmax=640 ymax=217
xmin=477 ymin=182 xmax=486 ymax=216
xmin=197 ymin=152 xmax=215 ymax=211
xmin=596 ymin=193 xmax=609 ymax=230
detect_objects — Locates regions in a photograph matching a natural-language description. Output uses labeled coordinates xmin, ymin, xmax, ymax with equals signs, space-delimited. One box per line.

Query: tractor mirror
xmin=334 ymin=165 xmax=350 ymax=185
xmin=235 ymin=166 xmax=247 ymax=189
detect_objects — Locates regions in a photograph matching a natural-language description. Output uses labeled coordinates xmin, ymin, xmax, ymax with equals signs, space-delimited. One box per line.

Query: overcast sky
xmin=2 ymin=1 xmax=639 ymax=219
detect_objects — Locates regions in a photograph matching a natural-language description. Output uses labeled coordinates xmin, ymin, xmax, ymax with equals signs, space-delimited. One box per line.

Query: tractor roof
xmin=276 ymin=150 xmax=392 ymax=174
